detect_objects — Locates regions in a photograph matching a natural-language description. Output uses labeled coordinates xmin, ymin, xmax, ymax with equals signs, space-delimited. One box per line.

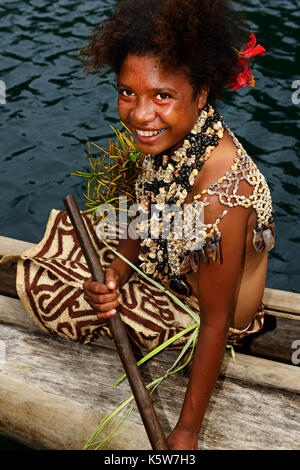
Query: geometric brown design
xmin=16 ymin=210 xmax=264 ymax=349
xmin=16 ymin=210 xmax=197 ymax=348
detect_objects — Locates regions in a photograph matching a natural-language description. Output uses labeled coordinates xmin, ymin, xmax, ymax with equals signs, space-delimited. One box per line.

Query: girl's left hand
xmin=167 ymin=428 xmax=198 ymax=450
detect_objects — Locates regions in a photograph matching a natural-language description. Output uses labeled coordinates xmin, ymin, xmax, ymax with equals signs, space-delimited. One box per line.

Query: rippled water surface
xmin=0 ymin=0 xmax=299 ymax=298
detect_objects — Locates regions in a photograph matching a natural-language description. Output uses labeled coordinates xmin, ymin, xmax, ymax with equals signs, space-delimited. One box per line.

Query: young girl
xmin=81 ymin=0 xmax=275 ymax=450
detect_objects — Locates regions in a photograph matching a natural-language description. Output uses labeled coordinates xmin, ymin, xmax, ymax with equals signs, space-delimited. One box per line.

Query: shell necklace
xmin=135 ymin=103 xmax=226 ymax=298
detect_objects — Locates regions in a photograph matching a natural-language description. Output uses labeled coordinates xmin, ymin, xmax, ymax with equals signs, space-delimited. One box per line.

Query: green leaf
xmin=226 ymin=344 xmax=236 ymax=364
xmin=112 ymin=323 xmax=198 ymax=386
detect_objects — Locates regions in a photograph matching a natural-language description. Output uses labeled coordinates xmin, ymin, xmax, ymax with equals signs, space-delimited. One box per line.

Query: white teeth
xmin=136 ymin=129 xmax=161 ymax=137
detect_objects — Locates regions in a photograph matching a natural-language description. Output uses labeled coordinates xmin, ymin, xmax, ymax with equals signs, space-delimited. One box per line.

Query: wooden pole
xmin=63 ymin=194 xmax=169 ymax=451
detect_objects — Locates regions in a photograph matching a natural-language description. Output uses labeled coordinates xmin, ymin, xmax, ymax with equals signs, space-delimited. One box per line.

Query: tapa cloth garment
xmin=2 ymin=209 xmax=264 ymax=350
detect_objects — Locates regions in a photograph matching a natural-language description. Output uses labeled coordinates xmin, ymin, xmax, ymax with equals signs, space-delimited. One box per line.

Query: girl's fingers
xmin=84 ymin=290 xmax=119 ymax=305
xmin=86 ymin=297 xmax=120 ymax=313
xmin=105 ymin=267 xmax=119 ymax=290
xmin=96 ymin=309 xmax=117 ymax=321
xmin=83 ymin=273 xmax=121 ymax=323
xmin=84 ymin=280 xmax=112 ymax=295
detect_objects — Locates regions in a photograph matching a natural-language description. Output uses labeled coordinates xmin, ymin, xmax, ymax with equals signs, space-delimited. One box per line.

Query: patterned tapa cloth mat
xmin=1 ymin=210 xmax=264 ymax=350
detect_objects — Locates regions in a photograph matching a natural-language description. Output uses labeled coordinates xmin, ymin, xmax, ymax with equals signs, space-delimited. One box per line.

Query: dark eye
xmin=119 ymin=89 xmax=134 ymax=97
xmin=156 ymin=93 xmax=171 ymax=101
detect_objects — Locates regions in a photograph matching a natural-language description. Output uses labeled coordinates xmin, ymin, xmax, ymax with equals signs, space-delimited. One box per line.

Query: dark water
xmin=0 ymin=0 xmax=299 ymax=293
xmin=0 ymin=0 xmax=299 ymax=451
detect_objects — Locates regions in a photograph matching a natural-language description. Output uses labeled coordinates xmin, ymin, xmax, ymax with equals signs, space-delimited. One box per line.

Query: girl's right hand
xmin=83 ymin=266 xmax=121 ymax=323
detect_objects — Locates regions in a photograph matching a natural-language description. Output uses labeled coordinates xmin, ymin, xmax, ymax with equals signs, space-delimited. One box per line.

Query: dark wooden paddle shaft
xmin=63 ymin=194 xmax=169 ymax=451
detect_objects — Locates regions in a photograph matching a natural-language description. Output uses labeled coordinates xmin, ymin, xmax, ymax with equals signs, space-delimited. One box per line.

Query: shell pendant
xmin=263 ymin=228 xmax=275 ymax=252
xmin=253 ymin=229 xmax=265 ymax=253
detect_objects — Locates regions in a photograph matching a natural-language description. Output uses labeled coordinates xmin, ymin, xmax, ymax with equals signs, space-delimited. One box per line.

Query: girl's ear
xmin=197 ymin=85 xmax=210 ymax=110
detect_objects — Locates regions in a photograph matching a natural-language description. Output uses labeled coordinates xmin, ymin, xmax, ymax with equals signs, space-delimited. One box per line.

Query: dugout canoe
xmin=0 ymin=235 xmax=299 ymax=450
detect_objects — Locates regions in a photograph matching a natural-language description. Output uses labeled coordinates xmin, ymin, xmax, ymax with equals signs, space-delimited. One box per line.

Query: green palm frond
xmin=72 ymin=122 xmax=145 ymax=223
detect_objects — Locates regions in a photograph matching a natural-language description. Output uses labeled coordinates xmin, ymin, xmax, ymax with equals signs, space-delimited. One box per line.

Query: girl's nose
xmin=131 ymin=98 xmax=156 ymax=124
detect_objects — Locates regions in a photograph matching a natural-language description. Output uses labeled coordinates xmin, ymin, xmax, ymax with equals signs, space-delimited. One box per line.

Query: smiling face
xmin=118 ymin=54 xmax=208 ymax=155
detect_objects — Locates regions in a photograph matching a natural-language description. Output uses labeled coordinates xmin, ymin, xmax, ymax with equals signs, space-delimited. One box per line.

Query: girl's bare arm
xmin=168 ymin=197 xmax=251 ymax=450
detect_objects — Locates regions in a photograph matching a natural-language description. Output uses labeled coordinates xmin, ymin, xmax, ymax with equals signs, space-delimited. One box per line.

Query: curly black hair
xmin=80 ymin=0 xmax=250 ymax=105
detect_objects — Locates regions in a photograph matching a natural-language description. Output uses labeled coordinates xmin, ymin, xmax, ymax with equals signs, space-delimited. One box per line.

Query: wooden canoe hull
xmin=0 ymin=236 xmax=299 ymax=450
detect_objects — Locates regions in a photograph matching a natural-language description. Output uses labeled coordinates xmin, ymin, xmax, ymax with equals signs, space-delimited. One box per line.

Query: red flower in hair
xmin=228 ymin=33 xmax=266 ymax=90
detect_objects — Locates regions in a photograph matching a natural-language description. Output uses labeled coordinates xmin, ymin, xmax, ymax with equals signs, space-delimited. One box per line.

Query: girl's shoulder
xmin=191 ymin=126 xmax=275 ymax=253
xmin=194 ymin=127 xmax=252 ymax=194
xmin=193 ymin=125 xmax=272 ymax=211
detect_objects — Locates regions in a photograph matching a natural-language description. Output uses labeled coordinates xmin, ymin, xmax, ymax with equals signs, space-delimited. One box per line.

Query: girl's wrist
xmin=168 ymin=426 xmax=199 ymax=451
xmin=175 ymin=419 xmax=201 ymax=436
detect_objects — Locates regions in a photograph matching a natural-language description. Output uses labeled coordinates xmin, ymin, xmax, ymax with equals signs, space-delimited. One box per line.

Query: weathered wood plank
xmin=0 ymin=294 xmax=38 ymax=331
xmin=0 ymin=322 xmax=299 ymax=450
xmin=0 ymin=262 xmax=17 ymax=298
xmin=237 ymin=315 xmax=300 ymax=365
xmin=1 ymin=289 xmax=299 ymax=368
xmin=0 ymin=294 xmax=299 ymax=393
xmin=263 ymin=287 xmax=300 ymax=316
xmin=265 ymin=308 xmax=300 ymax=322
xmin=0 ymin=236 xmax=34 ymax=256
xmin=222 ymin=351 xmax=300 ymax=392
xmin=0 ymin=373 xmax=149 ymax=451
